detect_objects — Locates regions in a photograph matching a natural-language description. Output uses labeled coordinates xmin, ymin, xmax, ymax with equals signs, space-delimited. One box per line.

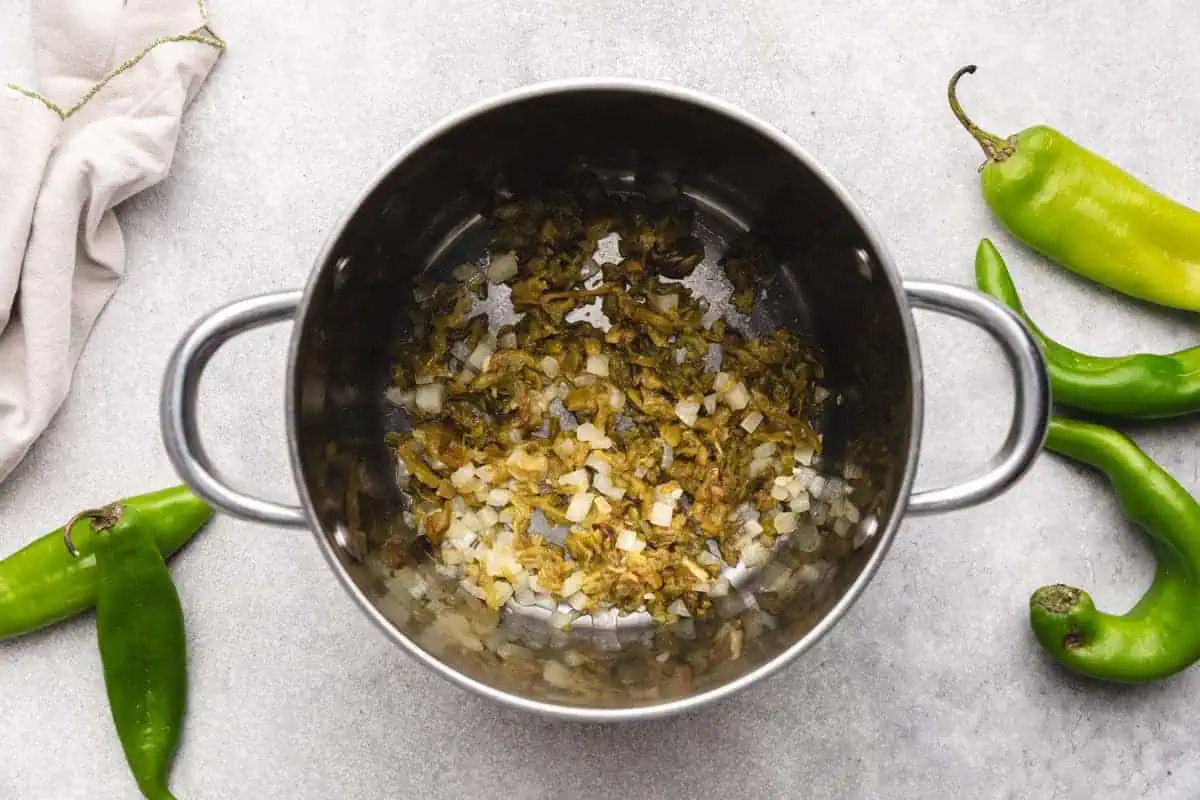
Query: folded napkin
xmin=0 ymin=0 xmax=222 ymax=482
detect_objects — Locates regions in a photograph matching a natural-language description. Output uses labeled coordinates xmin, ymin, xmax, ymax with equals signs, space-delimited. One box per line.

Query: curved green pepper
xmin=975 ymin=239 xmax=1200 ymax=418
xmin=1030 ymin=417 xmax=1200 ymax=682
xmin=949 ymin=65 xmax=1200 ymax=312
xmin=89 ymin=504 xmax=189 ymax=800
xmin=0 ymin=486 xmax=212 ymax=641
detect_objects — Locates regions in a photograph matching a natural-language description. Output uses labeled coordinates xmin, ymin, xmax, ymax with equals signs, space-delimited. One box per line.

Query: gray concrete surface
xmin=3 ymin=1 xmax=1200 ymax=798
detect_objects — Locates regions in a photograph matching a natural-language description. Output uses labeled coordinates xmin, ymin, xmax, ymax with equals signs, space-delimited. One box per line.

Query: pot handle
xmin=160 ymin=290 xmax=308 ymax=527
xmin=903 ymin=280 xmax=1050 ymax=514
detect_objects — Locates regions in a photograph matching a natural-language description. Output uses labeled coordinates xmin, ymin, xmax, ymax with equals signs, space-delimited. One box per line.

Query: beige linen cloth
xmin=0 ymin=0 xmax=222 ymax=482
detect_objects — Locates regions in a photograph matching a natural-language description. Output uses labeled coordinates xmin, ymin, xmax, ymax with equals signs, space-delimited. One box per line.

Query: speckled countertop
xmin=2 ymin=1 xmax=1199 ymax=798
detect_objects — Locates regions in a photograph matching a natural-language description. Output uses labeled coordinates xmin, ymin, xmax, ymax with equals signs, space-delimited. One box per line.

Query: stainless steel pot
xmin=161 ymin=79 xmax=1050 ymax=722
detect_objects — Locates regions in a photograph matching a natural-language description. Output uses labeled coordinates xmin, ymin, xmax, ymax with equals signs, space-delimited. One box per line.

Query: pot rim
xmin=284 ymin=77 xmax=924 ymax=722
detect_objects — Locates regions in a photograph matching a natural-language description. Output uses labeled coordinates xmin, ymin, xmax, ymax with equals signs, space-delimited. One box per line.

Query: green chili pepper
xmin=975 ymin=239 xmax=1200 ymax=419
xmin=949 ymin=65 xmax=1200 ymax=312
xmin=0 ymin=486 xmax=212 ymax=641
xmin=1029 ymin=417 xmax=1200 ymax=682
xmin=78 ymin=504 xmax=189 ymax=800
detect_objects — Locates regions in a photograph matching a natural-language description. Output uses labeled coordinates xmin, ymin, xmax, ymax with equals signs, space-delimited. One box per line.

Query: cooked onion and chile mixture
xmin=385 ymin=182 xmax=861 ymax=625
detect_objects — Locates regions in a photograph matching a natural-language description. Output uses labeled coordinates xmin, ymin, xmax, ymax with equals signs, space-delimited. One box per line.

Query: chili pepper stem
xmin=63 ymin=503 xmax=124 ymax=557
xmin=948 ymin=65 xmax=1017 ymax=163
xmin=1032 ymin=584 xmax=1081 ymax=616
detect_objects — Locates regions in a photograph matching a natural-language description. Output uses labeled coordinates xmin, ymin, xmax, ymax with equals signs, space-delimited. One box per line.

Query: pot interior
xmin=290 ymin=84 xmax=915 ymax=714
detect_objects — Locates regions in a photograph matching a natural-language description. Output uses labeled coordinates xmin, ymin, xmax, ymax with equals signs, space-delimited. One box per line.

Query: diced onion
xmin=703 ymin=393 xmax=717 ymax=414
xmin=575 ymin=422 xmax=603 ymax=442
xmin=540 ymin=356 xmax=560 ymax=378
xmin=450 ymin=464 xmax=476 ymax=488
xmin=808 ymin=475 xmax=827 ymax=499
xmin=616 ymin=529 xmax=643 ymax=552
xmin=713 ymin=372 xmax=733 ymax=393
xmin=415 ymin=383 xmax=444 ymax=413
xmin=467 ymin=339 xmax=494 ymax=371
xmin=586 ymin=354 xmax=610 ymax=377
xmin=748 ymin=457 xmax=772 ymax=477
xmin=561 ymin=572 xmax=586 ymax=597
xmin=498 ymin=331 xmax=518 ymax=349
xmin=565 ymin=491 xmax=595 ymax=522
xmin=741 ymin=541 xmax=770 ymax=567
xmin=594 ymin=496 xmax=612 ymax=515
xmin=814 ymin=385 xmax=832 ymax=403
xmin=661 ymin=443 xmax=674 ymax=469
xmin=675 ymin=398 xmax=701 ymax=427
xmin=667 ymin=599 xmax=691 ymax=617
xmin=649 ymin=501 xmax=674 ymax=527
xmin=487 ymin=252 xmax=519 ymax=283
xmin=447 ymin=521 xmax=475 ymax=546
xmin=608 ymin=386 xmax=626 ymax=410
xmin=568 ymin=592 xmax=590 ymax=611
xmin=649 ymin=293 xmax=679 ymax=313
xmin=752 ymin=442 xmax=777 ymax=459
xmin=576 ymin=423 xmax=613 ymax=449
xmin=740 ymin=411 xmax=764 ymax=433
xmin=485 ymin=581 xmax=514 ymax=608
xmin=774 ymin=512 xmax=797 ymax=534
xmin=558 ymin=469 xmax=590 ymax=493
xmin=593 ymin=472 xmax=626 ymax=500
xmin=486 ymin=488 xmax=511 ymax=507
xmin=477 ymin=506 xmax=500 ymax=528
xmin=585 ymin=452 xmax=611 ymax=474
xmin=506 ymin=447 xmax=547 ymax=479
xmin=725 ymin=382 xmax=750 ymax=411
xmin=657 ymin=483 xmax=684 ymax=501
xmin=549 ymin=614 xmax=576 ymax=633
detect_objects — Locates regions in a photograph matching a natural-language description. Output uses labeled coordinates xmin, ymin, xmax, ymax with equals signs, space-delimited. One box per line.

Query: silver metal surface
xmin=903 ymin=281 xmax=1050 ymax=513
xmin=162 ymin=78 xmax=1049 ymax=722
xmin=161 ymin=290 xmax=307 ymax=527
